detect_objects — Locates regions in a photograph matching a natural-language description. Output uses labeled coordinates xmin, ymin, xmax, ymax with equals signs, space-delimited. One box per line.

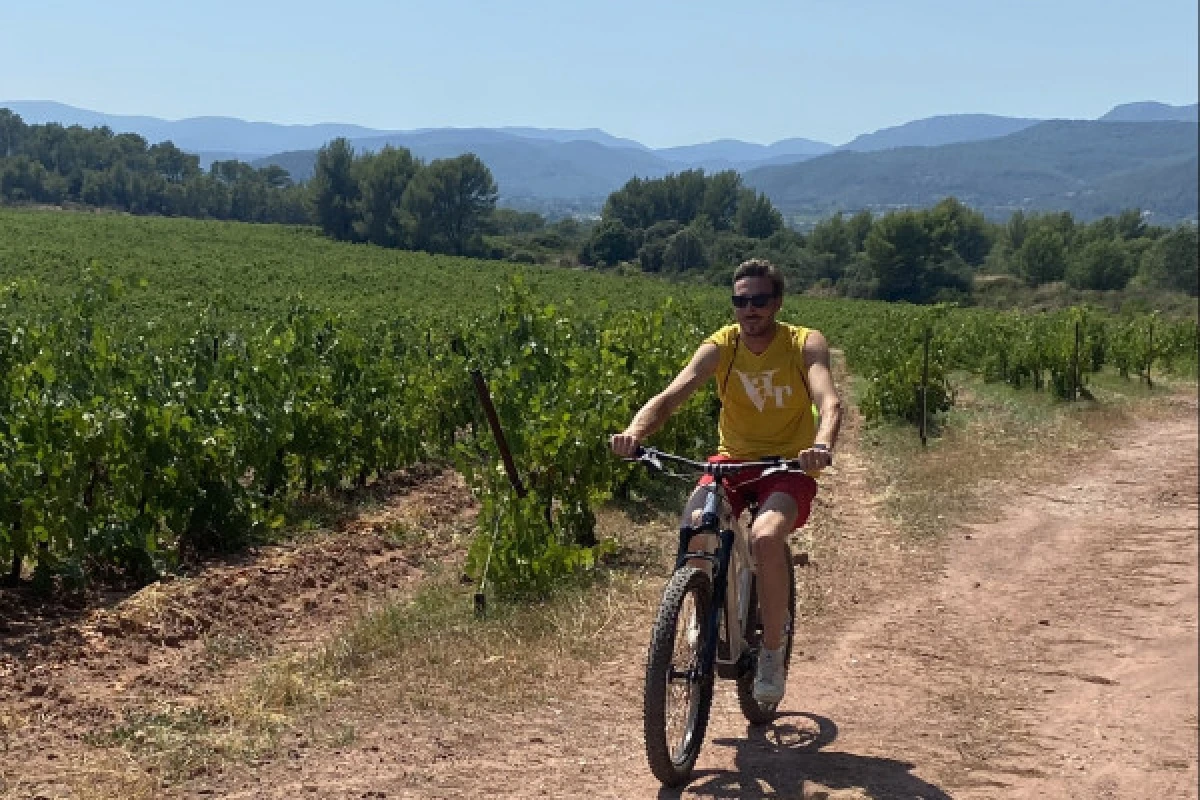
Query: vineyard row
xmin=1 ymin=277 xmax=1195 ymax=595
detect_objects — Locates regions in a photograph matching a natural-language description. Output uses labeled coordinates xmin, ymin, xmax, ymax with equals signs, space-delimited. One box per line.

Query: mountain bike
xmin=630 ymin=446 xmax=800 ymax=787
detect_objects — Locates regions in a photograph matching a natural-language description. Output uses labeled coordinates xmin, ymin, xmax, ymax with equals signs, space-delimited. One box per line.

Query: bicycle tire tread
xmin=643 ymin=567 xmax=714 ymax=787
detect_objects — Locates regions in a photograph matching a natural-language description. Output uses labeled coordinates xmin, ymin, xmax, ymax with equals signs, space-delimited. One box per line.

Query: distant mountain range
xmin=744 ymin=120 xmax=1198 ymax=223
xmin=3 ymin=99 xmax=1197 ymax=221
xmin=260 ymin=130 xmax=675 ymax=201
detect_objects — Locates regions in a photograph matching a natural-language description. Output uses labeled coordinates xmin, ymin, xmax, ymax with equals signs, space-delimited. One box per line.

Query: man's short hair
xmin=733 ymin=258 xmax=785 ymax=297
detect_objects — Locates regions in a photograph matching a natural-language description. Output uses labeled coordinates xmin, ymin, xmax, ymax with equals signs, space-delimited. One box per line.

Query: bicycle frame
xmin=674 ymin=478 xmax=758 ymax=682
xmin=637 ymin=445 xmax=808 ymax=784
xmin=634 ymin=445 xmax=805 ymax=682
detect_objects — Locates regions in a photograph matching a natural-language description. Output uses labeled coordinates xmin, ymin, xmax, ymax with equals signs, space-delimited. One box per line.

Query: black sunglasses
xmin=731 ymin=292 xmax=776 ymax=309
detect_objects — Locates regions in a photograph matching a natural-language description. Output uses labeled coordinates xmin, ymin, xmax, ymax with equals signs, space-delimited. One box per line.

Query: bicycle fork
xmin=674 ymin=519 xmax=735 ymax=684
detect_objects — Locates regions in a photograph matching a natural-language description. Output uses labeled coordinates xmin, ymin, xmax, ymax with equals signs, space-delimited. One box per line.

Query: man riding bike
xmin=610 ymin=258 xmax=842 ymax=706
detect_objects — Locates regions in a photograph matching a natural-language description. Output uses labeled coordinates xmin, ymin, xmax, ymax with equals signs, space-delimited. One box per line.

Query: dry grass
xmin=860 ymin=367 xmax=1194 ymax=539
xmin=72 ymin=509 xmax=675 ymax=790
xmin=14 ymin=754 xmax=160 ymax=800
xmin=247 ymin=561 xmax=662 ymax=719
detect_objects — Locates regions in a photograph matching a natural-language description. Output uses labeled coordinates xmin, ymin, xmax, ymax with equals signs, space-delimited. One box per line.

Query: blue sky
xmin=1 ymin=0 xmax=1196 ymax=147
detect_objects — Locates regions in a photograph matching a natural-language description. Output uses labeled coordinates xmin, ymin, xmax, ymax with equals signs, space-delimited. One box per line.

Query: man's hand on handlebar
xmin=794 ymin=444 xmax=833 ymax=472
xmin=610 ymin=432 xmax=642 ymax=459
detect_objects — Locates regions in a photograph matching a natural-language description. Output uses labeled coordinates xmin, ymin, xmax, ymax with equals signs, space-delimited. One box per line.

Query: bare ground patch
xmin=0 ymin=467 xmax=476 ymax=799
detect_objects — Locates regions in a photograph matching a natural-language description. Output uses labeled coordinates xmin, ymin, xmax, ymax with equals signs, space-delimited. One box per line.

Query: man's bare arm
xmin=610 ymin=343 xmax=720 ymax=457
xmin=803 ymin=330 xmax=842 ymax=452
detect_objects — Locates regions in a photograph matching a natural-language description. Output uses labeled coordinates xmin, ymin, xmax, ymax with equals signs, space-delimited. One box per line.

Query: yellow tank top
xmin=706 ymin=323 xmax=817 ymax=461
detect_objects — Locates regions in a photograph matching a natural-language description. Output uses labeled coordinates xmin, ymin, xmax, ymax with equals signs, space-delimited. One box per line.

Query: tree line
xmin=988 ymin=208 xmax=1197 ymax=295
xmin=0 ymin=110 xmax=309 ymax=223
xmin=0 ymin=112 xmax=503 ymax=258
xmin=575 ymin=171 xmax=1198 ymax=302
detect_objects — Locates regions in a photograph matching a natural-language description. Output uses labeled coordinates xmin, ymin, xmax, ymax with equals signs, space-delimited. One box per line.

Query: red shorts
xmin=697 ymin=455 xmax=818 ymax=529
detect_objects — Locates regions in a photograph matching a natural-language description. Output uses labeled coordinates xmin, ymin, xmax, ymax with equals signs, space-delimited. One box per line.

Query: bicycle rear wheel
xmin=643 ymin=566 xmax=714 ymax=787
xmin=737 ymin=555 xmax=797 ymax=724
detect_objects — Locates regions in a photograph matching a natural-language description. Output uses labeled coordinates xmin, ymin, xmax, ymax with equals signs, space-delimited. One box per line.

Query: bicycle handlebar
xmin=632 ymin=446 xmax=806 ymax=479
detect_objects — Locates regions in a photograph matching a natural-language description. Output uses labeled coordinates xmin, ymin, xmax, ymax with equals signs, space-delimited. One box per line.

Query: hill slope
xmin=840 ymin=113 xmax=1042 ymax=152
xmin=744 ymin=120 xmax=1199 ymax=222
xmin=1100 ymin=102 xmax=1198 ymax=122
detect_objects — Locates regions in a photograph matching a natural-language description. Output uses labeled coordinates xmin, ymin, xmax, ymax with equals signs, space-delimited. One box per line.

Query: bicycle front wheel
xmin=643 ymin=566 xmax=715 ymax=787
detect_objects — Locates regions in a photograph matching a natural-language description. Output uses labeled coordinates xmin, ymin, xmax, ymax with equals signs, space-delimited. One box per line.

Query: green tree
xmin=846 ymin=210 xmax=874 ymax=252
xmin=603 ymin=176 xmax=655 ymax=230
xmin=402 ymin=154 xmax=497 ymax=256
xmin=260 ymin=164 xmax=292 ymax=189
xmin=864 ymin=210 xmax=970 ymax=302
xmin=662 ymin=227 xmax=709 ymax=271
xmin=1004 ymin=210 xmax=1029 ymax=253
xmin=490 ymin=208 xmax=547 ymax=235
xmin=733 ymin=189 xmax=783 ymax=238
xmin=700 ymin=171 xmax=743 ymax=230
xmin=1016 ymin=228 xmax=1067 ymax=286
xmin=1044 ymin=211 xmax=1077 ymax=245
xmin=1138 ymin=225 xmax=1199 ymax=295
xmin=1 ymin=156 xmax=51 ymax=202
xmin=581 ymin=219 xmax=638 ymax=266
xmin=927 ymin=197 xmax=992 ymax=266
xmin=665 ymin=170 xmax=707 ymax=225
xmin=0 ymin=114 xmax=307 ymax=223
xmin=604 ymin=170 xmax=745 ymax=233
xmin=636 ymin=220 xmax=683 ymax=272
xmin=1115 ymin=208 xmax=1148 ymax=240
xmin=355 ymin=146 xmax=419 ymax=247
xmin=311 ymin=138 xmax=361 ymax=241
xmin=864 ymin=211 xmax=936 ymax=301
xmin=1066 ymin=239 xmax=1132 ymax=290
xmin=0 ymin=109 xmax=25 ymax=158
xmin=150 ymin=142 xmax=200 ymax=185
xmin=807 ymin=212 xmax=853 ymax=263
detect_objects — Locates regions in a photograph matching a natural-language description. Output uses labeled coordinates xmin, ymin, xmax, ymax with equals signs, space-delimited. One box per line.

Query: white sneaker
xmin=753 ymin=645 xmax=788 ymax=706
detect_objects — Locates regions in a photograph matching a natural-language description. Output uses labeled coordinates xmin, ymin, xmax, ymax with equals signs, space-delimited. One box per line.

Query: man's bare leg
xmin=750 ymin=492 xmax=798 ymax=650
xmin=680 ymin=486 xmax=717 ymax=571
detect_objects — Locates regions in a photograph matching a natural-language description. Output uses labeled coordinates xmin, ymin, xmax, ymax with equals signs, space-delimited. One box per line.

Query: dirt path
xmin=705 ymin=397 xmax=1198 ymax=800
xmin=5 ymin=394 xmax=1196 ymax=799
xmin=141 ymin=393 xmax=1197 ymax=800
